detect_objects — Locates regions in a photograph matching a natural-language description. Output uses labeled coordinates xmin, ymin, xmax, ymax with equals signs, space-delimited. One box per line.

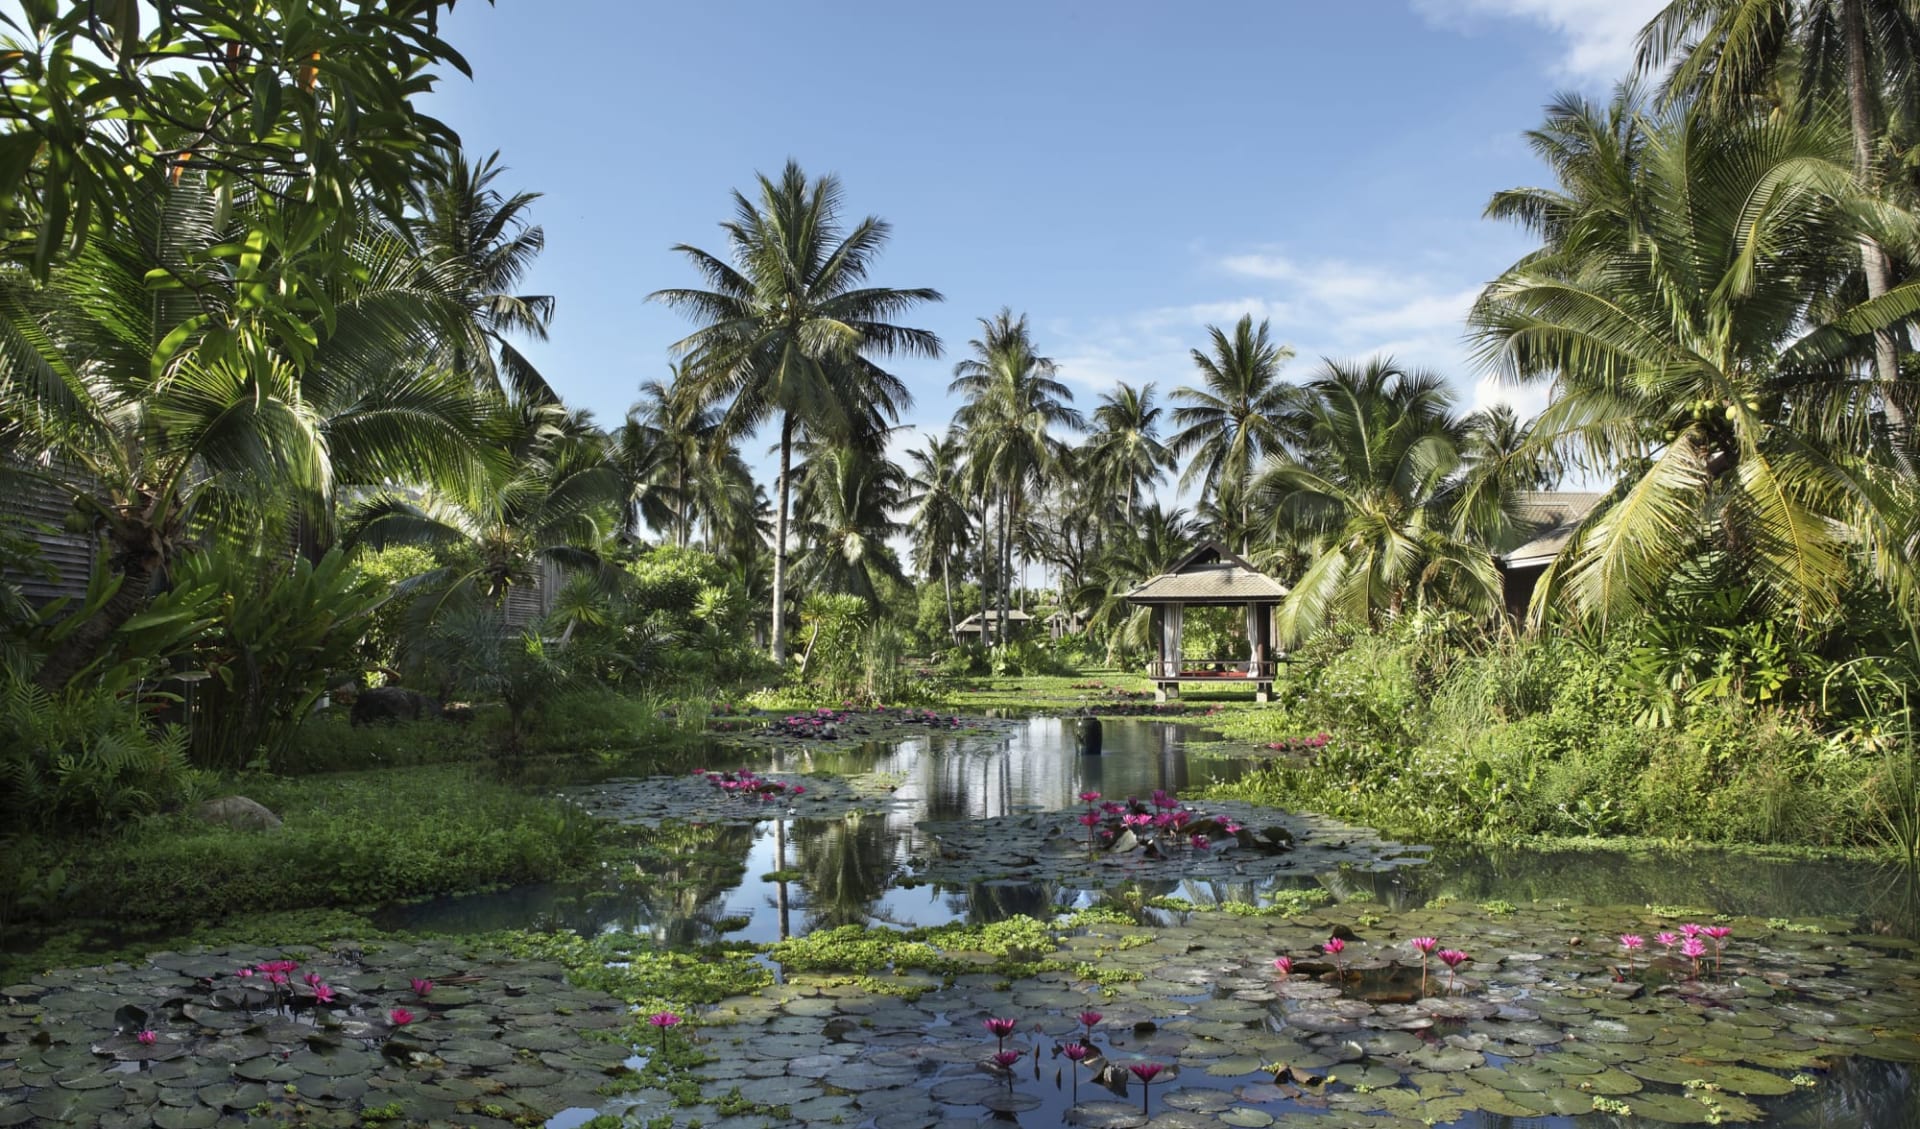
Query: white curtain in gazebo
xmin=1161 ymin=604 xmax=1183 ymax=678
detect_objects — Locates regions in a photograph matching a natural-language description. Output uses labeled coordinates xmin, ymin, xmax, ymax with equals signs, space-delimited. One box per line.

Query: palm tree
xmin=650 ymin=161 xmax=942 ymax=662
xmin=1249 ymin=358 xmax=1503 ymax=642
xmin=903 ymin=431 xmax=974 ymax=639
xmin=950 ymin=310 xmax=1083 ymax=646
xmin=1075 ymin=504 xmax=1195 ymax=663
xmin=1471 ymin=99 xmax=1916 ymax=627
xmin=343 ymin=396 xmax=623 ymax=620
xmin=409 ymin=149 xmax=560 ymax=400
xmin=1084 ymin=382 xmax=1175 ymax=521
xmin=1638 ymin=0 xmax=1920 ymax=431
xmin=2 ymin=180 xmax=491 ymax=690
xmin=606 ymin=408 xmax=674 ymax=543
xmin=628 ymin=366 xmax=729 ymax=547
xmin=1170 ymin=316 xmax=1298 ymax=548
xmin=791 ymin=440 xmax=908 ymax=609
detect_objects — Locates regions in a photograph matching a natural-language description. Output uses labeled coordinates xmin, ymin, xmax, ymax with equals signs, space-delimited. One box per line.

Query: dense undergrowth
xmin=1197 ymin=622 xmax=1913 ymax=850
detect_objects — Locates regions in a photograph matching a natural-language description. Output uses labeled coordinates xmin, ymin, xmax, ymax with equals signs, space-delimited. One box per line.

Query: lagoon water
xmin=371 ymin=718 xmax=1920 ymax=1128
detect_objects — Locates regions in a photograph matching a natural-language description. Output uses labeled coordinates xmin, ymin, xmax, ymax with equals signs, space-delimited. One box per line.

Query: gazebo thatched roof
xmin=1124 ymin=543 xmax=1289 ymax=606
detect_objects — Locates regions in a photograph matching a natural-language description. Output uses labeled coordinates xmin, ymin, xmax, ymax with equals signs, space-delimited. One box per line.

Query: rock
xmin=350 ymin=687 xmax=439 ymax=726
xmin=193 ymin=796 xmax=281 ymax=831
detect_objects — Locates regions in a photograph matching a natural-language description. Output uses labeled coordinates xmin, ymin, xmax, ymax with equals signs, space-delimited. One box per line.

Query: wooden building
xmin=1124 ymin=542 xmax=1289 ymax=702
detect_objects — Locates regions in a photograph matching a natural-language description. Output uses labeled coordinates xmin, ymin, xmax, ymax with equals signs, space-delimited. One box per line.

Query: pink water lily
xmin=1681 ymin=936 xmax=1707 ymax=979
xmin=1078 ymin=791 xmax=1102 ymax=803
xmin=1619 ymin=934 xmax=1644 ymax=976
xmin=1438 ymin=949 xmax=1470 ymax=992
xmin=1656 ymin=932 xmax=1678 ymax=950
xmin=389 ymin=1008 xmax=414 ymax=1026
xmin=1130 ymin=1062 xmax=1168 ymax=1114
xmin=1272 ymin=956 xmax=1293 ymax=977
xmin=648 ymin=1010 xmax=682 ymax=1054
xmin=1703 ymin=925 xmax=1732 ymax=971
xmin=312 ymin=983 xmax=336 ymax=1004
xmin=410 ymin=978 xmax=434 ymax=998
xmin=1323 ymin=936 xmax=1347 ymax=977
xmin=1190 ymin=834 xmax=1211 ymax=850
xmin=984 ymin=1016 xmax=1017 ymax=1051
xmin=991 ymin=1049 xmax=1022 ymax=1070
xmin=1061 ymin=1041 xmax=1089 ymax=1099
xmin=136 ymin=1030 xmax=157 ymax=1046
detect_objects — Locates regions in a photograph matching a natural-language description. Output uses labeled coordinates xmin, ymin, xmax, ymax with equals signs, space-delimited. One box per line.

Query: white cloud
xmin=1051 ymin=243 xmax=1571 ymax=426
xmin=1413 ymin=0 xmax=1670 ymax=81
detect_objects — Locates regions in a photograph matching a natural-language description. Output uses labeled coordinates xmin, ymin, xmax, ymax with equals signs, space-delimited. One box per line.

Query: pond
xmin=10 ymin=718 xmax=1915 ymax=1129
xmin=365 ymin=718 xmax=1920 ymax=1129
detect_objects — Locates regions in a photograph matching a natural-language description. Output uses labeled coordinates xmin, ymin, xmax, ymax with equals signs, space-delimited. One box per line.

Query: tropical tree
xmin=1083 ymin=381 xmax=1175 ymax=521
xmin=1 ymin=181 xmax=490 ymax=690
xmin=408 ymin=149 xmax=559 ymax=400
xmin=950 ymin=310 xmax=1083 ymax=646
xmin=903 ymin=431 xmax=974 ymax=639
xmin=1249 ymin=358 xmax=1503 ymax=642
xmin=1075 ymin=504 xmax=1195 ymax=663
xmin=631 ymin=365 xmax=727 ymax=547
xmin=1170 ymin=316 xmax=1298 ymax=546
xmin=343 ymin=396 xmax=623 ymax=626
xmin=791 ymin=441 xmax=908 ymax=609
xmin=1638 ymin=0 xmax=1920 ymax=430
xmin=650 ymin=161 xmax=941 ymax=662
xmin=1470 ymin=98 xmax=1917 ymax=627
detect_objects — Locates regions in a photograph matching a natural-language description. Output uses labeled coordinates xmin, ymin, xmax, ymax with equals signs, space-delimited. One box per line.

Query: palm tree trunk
xmin=1844 ymin=0 xmax=1908 ymax=439
xmin=943 ymin=556 xmax=956 ymax=641
xmin=1000 ymin=491 xmax=1014 ymax=647
xmin=770 ymin=413 xmax=795 ymax=663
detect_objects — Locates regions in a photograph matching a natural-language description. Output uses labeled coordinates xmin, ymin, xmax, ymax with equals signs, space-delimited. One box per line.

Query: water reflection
xmin=380 ymin=718 xmax=1918 ymax=950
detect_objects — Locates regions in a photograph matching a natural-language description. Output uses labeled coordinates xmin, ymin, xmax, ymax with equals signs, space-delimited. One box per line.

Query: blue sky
xmin=424 ymin=0 xmax=1664 ymax=478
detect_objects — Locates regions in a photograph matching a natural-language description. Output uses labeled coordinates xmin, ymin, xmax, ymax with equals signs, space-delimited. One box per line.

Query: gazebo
xmin=1124 ymin=543 xmax=1289 ymax=702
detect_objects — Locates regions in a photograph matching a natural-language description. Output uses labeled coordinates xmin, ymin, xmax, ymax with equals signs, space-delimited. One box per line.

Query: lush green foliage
xmin=1205 ymin=618 xmax=1907 ymax=847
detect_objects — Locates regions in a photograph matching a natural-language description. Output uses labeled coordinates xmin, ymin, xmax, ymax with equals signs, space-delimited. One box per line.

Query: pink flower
xmin=1618 ymin=934 xmax=1645 ymax=952
xmin=266 ymin=971 xmax=289 ymax=986
xmin=303 ymin=972 xmax=322 ymax=987
xmin=1101 ymin=802 xmax=1126 ymax=815
xmin=1061 ymin=1043 xmax=1090 ymax=1062
xmin=1656 ymin=932 xmax=1678 ymax=949
xmin=1191 ymin=834 xmax=1210 ymax=849
xmin=1272 ymin=956 xmax=1293 ymax=976
xmin=1438 ymin=949 xmax=1469 ymax=969
xmin=313 ymin=983 xmax=336 ymax=1004
xmin=791 ymin=786 xmax=805 ymax=796
xmin=1150 ymin=790 xmax=1173 ymax=809
xmin=1129 ymin=1062 xmax=1165 ymax=1083
xmin=1681 ymin=923 xmax=1703 ymax=937
xmin=1705 ymin=926 xmax=1732 ymax=941
xmin=648 ymin=1011 xmax=683 ymax=1029
xmin=389 ymin=1008 xmax=415 ymax=1026
xmin=1078 ymin=791 xmax=1102 ymax=803
xmin=1078 ymin=1011 xmax=1103 ymax=1030
xmin=410 ymin=978 xmax=434 ymax=998
xmin=1682 ymin=937 xmax=1706 ymax=959
xmin=236 ymin=968 xmax=254 ymax=979
xmin=1410 ymin=937 xmax=1439 ymax=956
xmin=136 ymin=1030 xmax=157 ymax=1046
xmin=983 ymin=1017 xmax=1017 ymax=1039
xmin=1078 ymin=812 xmax=1101 ymax=827
xmin=1322 ymin=937 xmax=1345 ymax=956
xmin=991 ymin=1050 xmax=1022 ymax=1068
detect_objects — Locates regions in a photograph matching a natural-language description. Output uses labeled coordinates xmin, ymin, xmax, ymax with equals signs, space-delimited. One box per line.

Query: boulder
xmin=350 ymin=686 xmax=439 ymax=727
xmin=194 ymin=796 xmax=282 ymax=831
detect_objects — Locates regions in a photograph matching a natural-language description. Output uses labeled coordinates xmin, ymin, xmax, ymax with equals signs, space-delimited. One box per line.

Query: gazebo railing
xmin=1148 ymin=659 xmax=1279 ymax=680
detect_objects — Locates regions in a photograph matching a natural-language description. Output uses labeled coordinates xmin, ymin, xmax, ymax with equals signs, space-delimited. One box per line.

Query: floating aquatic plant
xmin=984 ymin=1016 xmax=1016 ymax=1054
xmin=1323 ymin=936 xmax=1347 ymax=978
xmin=1619 ymin=933 xmax=1644 ymax=977
xmin=1272 ymin=955 xmax=1293 ymax=978
xmin=648 ymin=1010 xmax=682 ymax=1056
xmin=1061 ymin=1040 xmax=1089 ymax=1101
xmin=1129 ymin=1062 xmax=1166 ymax=1114
xmin=1437 ymin=948 xmax=1469 ymax=992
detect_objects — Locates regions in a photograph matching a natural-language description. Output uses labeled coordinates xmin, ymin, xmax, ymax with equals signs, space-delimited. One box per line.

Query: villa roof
xmin=1124 ymin=542 xmax=1289 ymax=606
xmin=1497 ymin=491 xmax=1607 ymax=570
xmin=954 ymin=609 xmax=1034 ymax=632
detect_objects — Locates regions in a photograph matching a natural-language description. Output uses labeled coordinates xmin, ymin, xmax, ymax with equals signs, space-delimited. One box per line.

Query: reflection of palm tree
xmin=964 ymin=882 xmax=1056 ymax=923
xmin=620 ymin=823 xmax=759 ymax=946
xmin=796 ymin=812 xmax=902 ymax=930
